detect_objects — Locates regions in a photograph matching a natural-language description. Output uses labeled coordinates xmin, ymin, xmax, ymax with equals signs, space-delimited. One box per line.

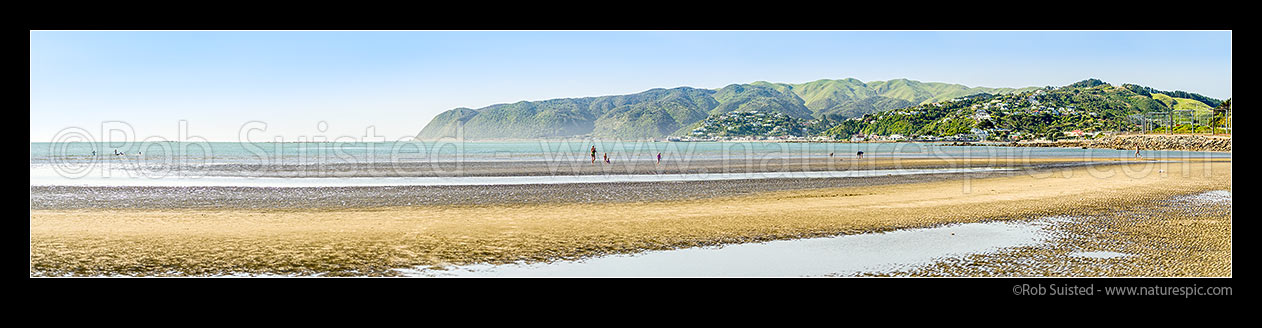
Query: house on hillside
xmin=974 ymin=109 xmax=991 ymax=121
xmin=969 ymin=128 xmax=989 ymax=140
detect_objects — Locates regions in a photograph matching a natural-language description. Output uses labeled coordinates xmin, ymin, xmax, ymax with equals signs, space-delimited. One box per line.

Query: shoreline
xmin=31 ymin=160 xmax=1231 ymax=276
xmin=32 ymin=156 xmax=1210 ymax=179
xmin=30 ymin=159 xmax=1201 ymax=210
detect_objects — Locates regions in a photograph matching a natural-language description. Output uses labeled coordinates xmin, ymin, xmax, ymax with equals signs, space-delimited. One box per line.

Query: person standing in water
xmin=857 ymin=151 xmax=864 ymax=159
xmin=1135 ymin=147 xmax=1142 ymax=159
xmin=657 ymin=152 xmax=662 ymax=165
xmin=591 ymin=146 xmax=597 ymax=164
xmin=604 ymin=153 xmax=609 ymax=164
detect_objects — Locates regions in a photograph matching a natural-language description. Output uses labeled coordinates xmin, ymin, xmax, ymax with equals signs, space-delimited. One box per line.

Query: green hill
xmin=1152 ymin=93 xmax=1213 ymax=110
xmin=417 ymin=78 xmax=1055 ymax=140
xmin=415 ymin=87 xmax=719 ymax=140
xmin=820 ymin=79 xmax=1227 ymax=141
xmin=784 ymin=78 xmax=1038 ymax=121
xmin=711 ymin=83 xmax=814 ymax=119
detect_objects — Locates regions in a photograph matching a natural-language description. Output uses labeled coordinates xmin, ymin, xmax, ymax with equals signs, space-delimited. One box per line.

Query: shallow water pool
xmin=397 ymin=219 xmax=1054 ymax=277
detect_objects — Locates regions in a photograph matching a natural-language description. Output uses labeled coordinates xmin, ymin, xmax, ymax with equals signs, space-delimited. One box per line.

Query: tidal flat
xmin=30 ymin=159 xmax=1231 ymax=277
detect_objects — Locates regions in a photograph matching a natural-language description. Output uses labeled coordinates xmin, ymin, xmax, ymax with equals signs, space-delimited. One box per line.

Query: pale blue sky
xmin=30 ymin=31 xmax=1232 ymax=141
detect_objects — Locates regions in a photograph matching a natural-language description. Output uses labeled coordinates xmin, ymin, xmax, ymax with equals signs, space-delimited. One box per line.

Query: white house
xmin=974 ymin=109 xmax=991 ymax=121
xmin=970 ymin=128 xmax=989 ymax=140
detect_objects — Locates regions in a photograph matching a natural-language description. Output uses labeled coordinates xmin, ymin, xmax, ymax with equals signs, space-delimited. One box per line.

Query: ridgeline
xmin=416 ymin=78 xmax=1228 ymax=142
xmin=416 ymin=78 xmax=1038 ymax=140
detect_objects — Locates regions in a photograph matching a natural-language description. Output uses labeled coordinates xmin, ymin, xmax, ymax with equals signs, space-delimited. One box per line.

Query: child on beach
xmin=604 ymin=153 xmax=610 ymax=164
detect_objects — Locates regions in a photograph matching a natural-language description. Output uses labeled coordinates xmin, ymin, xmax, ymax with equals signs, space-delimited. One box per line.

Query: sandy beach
xmin=30 ymin=158 xmax=1231 ymax=277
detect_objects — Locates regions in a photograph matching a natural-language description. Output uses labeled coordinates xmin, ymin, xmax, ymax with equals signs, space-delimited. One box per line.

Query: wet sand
xmin=856 ymin=190 xmax=1232 ymax=277
xmin=30 ymin=159 xmax=1231 ymax=276
xmin=31 ymin=161 xmax=1120 ymax=210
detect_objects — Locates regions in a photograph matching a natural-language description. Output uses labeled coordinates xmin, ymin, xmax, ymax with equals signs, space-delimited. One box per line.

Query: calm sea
xmin=30 ymin=141 xmax=1228 ymax=187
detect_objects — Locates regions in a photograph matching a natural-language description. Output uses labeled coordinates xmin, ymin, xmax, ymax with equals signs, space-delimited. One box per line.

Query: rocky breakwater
xmin=1093 ymin=135 xmax=1231 ymax=152
xmin=953 ymin=135 xmax=1231 ymax=152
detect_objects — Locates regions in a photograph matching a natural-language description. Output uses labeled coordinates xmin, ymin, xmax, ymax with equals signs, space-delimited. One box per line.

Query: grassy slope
xmin=1152 ymin=93 xmax=1213 ymax=110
